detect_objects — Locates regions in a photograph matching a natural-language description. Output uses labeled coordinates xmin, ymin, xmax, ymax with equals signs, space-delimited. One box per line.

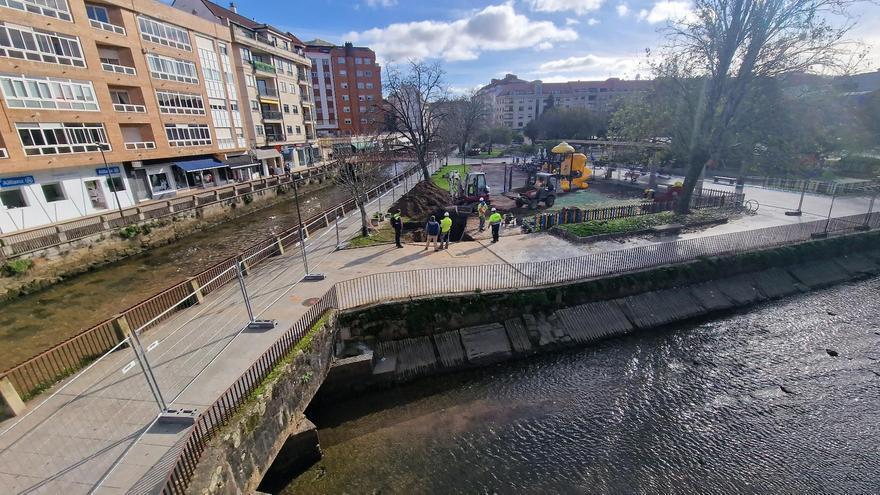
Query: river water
xmin=0 ymin=173 xmax=397 ymax=369
xmin=288 ymin=278 xmax=880 ymax=494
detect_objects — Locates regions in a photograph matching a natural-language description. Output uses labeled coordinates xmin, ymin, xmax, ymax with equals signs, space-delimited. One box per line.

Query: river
xmin=287 ymin=277 xmax=880 ymax=494
xmin=0 ymin=166 xmax=405 ymax=369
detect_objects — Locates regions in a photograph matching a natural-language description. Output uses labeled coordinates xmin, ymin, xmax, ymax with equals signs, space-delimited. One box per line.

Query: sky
xmin=193 ymin=0 xmax=880 ymax=92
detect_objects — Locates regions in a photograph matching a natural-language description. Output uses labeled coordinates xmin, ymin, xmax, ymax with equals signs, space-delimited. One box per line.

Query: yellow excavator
xmin=550 ymin=142 xmax=592 ymax=191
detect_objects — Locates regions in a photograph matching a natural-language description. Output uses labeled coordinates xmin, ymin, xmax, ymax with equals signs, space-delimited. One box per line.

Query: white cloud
xmin=345 ymin=4 xmax=578 ymax=62
xmin=587 ymin=18 xmax=600 ymax=25
xmin=566 ymin=18 xmax=580 ymax=26
xmin=616 ymin=3 xmax=629 ymax=16
xmin=638 ymin=1 xmax=693 ymax=24
xmin=365 ymin=0 xmax=397 ymax=6
xmin=529 ymin=0 xmax=604 ymax=15
xmin=537 ymin=53 xmax=642 ymax=78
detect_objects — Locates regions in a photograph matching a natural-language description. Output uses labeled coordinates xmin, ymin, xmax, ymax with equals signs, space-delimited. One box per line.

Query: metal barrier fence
xmin=0 ymin=166 xmax=333 ymax=258
xmin=160 ymin=210 xmax=879 ymax=495
xmin=534 ymin=188 xmax=743 ymax=230
xmin=0 ymin=161 xmax=428 ymax=401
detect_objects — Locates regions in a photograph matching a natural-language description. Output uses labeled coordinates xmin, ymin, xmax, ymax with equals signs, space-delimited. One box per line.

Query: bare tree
xmin=332 ymin=134 xmax=391 ymax=237
xmin=660 ymin=0 xmax=865 ymax=213
xmin=442 ymin=92 xmax=489 ymax=159
xmin=383 ymin=61 xmax=449 ymax=181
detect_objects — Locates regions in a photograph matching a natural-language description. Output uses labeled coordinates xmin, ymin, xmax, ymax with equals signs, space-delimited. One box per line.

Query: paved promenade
xmin=0 ymin=168 xmax=874 ymax=494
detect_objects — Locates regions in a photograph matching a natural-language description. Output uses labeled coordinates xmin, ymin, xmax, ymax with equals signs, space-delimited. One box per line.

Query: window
xmin=138 ymin=16 xmax=191 ymax=50
xmin=246 ymin=74 xmax=256 ymax=87
xmin=343 ymin=106 xmax=350 ymax=113
xmin=340 ymin=82 xmax=348 ymax=89
xmin=16 ymin=122 xmax=109 ymax=156
xmin=356 ymin=82 xmax=364 ymax=89
xmin=109 ymin=90 xmax=130 ymax=105
xmin=146 ymin=54 xmax=198 ymax=84
xmin=0 ymin=188 xmax=27 ymax=208
xmin=344 ymin=118 xmax=351 ymax=124
xmin=283 ymin=104 xmax=290 ymax=113
xmin=0 ymin=0 xmax=71 ymax=21
xmin=365 ymin=83 xmax=374 ymax=89
xmin=337 ymin=57 xmax=345 ymax=64
xmin=354 ymin=57 xmax=362 ymax=64
xmin=106 ymin=176 xmax=125 ymax=191
xmin=356 ymin=70 xmax=363 ymax=77
xmin=295 ymin=126 xmax=301 ymax=134
xmin=366 ymin=95 xmax=375 ymax=101
xmin=255 ymin=124 xmax=264 ymax=136
xmin=342 ymin=94 xmax=350 ymax=101
xmin=165 ymin=123 xmax=211 ymax=147
xmin=0 ymin=24 xmax=85 ymax=67
xmin=250 ymin=99 xmax=259 ymax=111
xmin=364 ymin=70 xmax=373 ymax=77
xmin=291 ymin=105 xmax=299 ymax=114
xmin=286 ymin=125 xmax=293 ymax=134
xmin=0 ymin=75 xmax=99 ymax=111
xmin=156 ymin=90 xmax=206 ymax=115
xmin=364 ymin=58 xmax=372 ymax=64
xmin=339 ymin=69 xmax=347 ymax=76
xmin=41 ymin=183 xmax=65 ymax=202
xmin=85 ymin=4 xmax=108 ymax=23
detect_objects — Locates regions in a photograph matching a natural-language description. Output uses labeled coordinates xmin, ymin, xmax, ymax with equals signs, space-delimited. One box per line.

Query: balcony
xmin=262 ymin=110 xmax=283 ymax=120
xmin=265 ymin=134 xmax=285 ymax=143
xmin=257 ymin=87 xmax=278 ymax=98
xmin=252 ymin=60 xmax=276 ymax=74
xmin=102 ymin=62 xmax=136 ymax=76
xmin=90 ymin=18 xmax=125 ymax=35
xmin=113 ymin=103 xmax=146 ymax=113
xmin=0 ymin=147 xmax=7 ymax=159
xmin=124 ymin=141 xmax=156 ymax=150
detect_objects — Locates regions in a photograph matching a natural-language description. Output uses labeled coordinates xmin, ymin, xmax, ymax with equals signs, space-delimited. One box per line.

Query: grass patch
xmin=2 ymin=258 xmax=32 ymax=277
xmin=347 ymin=226 xmax=397 ymax=248
xmin=557 ymin=209 xmax=725 ymax=238
xmin=432 ymin=164 xmax=469 ymax=191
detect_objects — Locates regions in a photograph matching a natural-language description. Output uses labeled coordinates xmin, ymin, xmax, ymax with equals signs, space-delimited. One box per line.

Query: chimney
xmin=229 ymin=2 xmax=237 ymax=13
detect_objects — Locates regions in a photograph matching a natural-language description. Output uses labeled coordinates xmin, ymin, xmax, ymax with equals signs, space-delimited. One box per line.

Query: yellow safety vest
xmin=489 ymin=212 xmax=503 ymax=225
xmin=440 ymin=217 xmax=452 ymax=233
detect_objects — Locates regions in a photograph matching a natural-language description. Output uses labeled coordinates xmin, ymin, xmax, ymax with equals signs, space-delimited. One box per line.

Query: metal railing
xmin=160 ymin=208 xmax=879 ymax=495
xmin=257 ymin=86 xmax=278 ymax=98
xmin=101 ymin=62 xmax=136 ymax=75
xmin=123 ymin=141 xmax=156 ymax=150
xmin=0 ymin=161 xmax=422 ymax=401
xmin=89 ymin=18 xmax=125 ymax=35
xmin=252 ymin=60 xmax=276 ymax=74
xmin=262 ymin=110 xmax=283 ymax=120
xmin=113 ymin=103 xmax=146 ymax=113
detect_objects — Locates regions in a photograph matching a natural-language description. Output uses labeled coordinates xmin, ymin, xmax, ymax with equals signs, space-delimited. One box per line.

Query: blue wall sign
xmin=96 ymin=166 xmax=121 ymax=175
xmin=0 ymin=176 xmax=35 ymax=188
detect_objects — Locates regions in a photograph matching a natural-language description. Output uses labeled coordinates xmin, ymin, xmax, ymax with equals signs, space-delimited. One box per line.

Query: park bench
xmin=713 ymin=175 xmax=737 ymax=185
xmin=651 ymin=223 xmax=684 ymax=236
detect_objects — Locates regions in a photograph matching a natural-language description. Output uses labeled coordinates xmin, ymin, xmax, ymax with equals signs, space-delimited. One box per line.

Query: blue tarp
xmin=174 ymin=158 xmax=223 ymax=172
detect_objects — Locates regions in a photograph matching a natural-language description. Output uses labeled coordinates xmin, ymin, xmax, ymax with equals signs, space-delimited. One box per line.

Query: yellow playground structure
xmin=550 ymin=142 xmax=592 ymax=192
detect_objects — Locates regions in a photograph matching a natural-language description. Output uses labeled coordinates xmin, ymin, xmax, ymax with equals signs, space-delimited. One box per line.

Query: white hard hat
xmin=479 ymin=197 xmax=484 ymax=201
xmin=444 ymin=212 xmax=450 ymax=217
xmin=491 ymin=207 xmax=497 ymax=212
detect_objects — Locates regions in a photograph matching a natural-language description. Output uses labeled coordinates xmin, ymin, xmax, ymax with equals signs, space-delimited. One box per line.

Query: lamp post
xmin=95 ymin=139 xmax=126 ymax=221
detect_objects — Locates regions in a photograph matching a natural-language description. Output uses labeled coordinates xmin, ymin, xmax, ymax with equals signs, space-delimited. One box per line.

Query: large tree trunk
xmin=358 ymin=200 xmax=369 ymax=237
xmin=418 ymin=149 xmax=431 ymax=182
xmin=675 ymin=149 xmax=710 ymax=214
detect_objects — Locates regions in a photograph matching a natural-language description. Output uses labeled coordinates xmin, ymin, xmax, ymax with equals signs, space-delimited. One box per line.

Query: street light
xmin=94 ymin=139 xmax=126 ymax=222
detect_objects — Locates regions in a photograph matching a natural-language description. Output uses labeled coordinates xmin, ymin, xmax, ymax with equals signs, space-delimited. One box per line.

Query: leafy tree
xmin=438 ymin=92 xmax=489 ymax=157
xmin=332 ymin=135 xmax=392 ymax=237
xmin=654 ymin=0 xmax=864 ymax=213
xmin=543 ymin=94 xmax=556 ymax=114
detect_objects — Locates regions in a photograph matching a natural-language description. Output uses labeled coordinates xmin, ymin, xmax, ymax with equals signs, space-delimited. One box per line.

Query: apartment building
xmin=304 ymin=40 xmax=382 ymax=137
xmin=0 ymin=0 xmax=253 ymax=233
xmin=476 ymin=74 xmax=651 ymax=130
xmin=175 ymin=0 xmax=320 ymax=171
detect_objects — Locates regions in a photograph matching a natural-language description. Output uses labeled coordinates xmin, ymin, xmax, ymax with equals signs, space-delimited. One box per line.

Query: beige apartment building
xmin=0 ymin=0 xmax=256 ymax=233
xmin=174 ymin=0 xmax=321 ymax=171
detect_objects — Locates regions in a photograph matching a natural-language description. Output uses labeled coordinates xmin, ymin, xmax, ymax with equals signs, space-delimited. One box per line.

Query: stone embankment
xmin=330 ymin=233 xmax=880 ymax=387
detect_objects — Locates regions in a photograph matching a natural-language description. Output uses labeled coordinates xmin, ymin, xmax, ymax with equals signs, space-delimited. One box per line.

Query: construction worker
xmin=440 ymin=211 xmax=453 ymax=249
xmin=424 ymin=215 xmax=440 ymax=251
xmin=488 ymin=207 xmax=503 ymax=243
xmin=390 ymin=209 xmax=403 ymax=248
xmin=477 ymin=197 xmax=489 ymax=232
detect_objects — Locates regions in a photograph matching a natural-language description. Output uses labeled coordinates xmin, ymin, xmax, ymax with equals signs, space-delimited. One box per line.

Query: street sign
xmin=96 ymin=166 xmax=121 ymax=175
xmin=0 ymin=176 xmax=35 ymax=188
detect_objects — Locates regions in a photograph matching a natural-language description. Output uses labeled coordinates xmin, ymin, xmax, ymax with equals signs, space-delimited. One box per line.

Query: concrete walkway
xmin=0 ymin=166 xmax=874 ymax=494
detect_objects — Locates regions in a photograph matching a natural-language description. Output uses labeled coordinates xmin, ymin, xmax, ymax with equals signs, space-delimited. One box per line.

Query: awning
xmin=253 ymin=148 xmax=282 ymax=160
xmin=175 ymin=158 xmax=224 ymax=172
xmin=223 ymin=154 xmax=260 ymax=169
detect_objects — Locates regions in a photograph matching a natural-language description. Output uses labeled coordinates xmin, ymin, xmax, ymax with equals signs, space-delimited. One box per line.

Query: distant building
xmin=304 ymin=40 xmax=382 ymax=137
xmin=475 ymin=74 xmax=651 ymax=130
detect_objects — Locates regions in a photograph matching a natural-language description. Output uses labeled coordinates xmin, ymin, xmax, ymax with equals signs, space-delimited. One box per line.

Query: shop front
xmin=224 ymin=154 xmax=263 ymax=182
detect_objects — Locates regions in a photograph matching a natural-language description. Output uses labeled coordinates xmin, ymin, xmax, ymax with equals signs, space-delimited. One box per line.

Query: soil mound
xmin=391 ymin=180 xmax=453 ymax=220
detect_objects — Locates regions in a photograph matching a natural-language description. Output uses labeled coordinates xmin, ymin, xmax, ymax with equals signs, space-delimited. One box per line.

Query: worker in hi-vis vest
xmin=440 ymin=212 xmax=453 ymax=249
xmin=488 ymin=208 xmax=503 ymax=243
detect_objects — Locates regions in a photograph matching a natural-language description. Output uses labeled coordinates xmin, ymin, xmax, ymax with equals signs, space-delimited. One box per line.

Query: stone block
xmin=459 ymin=323 xmax=512 ymax=363
xmin=555 ymin=300 xmax=634 ymax=343
xmin=688 ymin=280 xmax=734 ymax=312
xmin=787 ymin=260 xmax=851 ymax=289
xmin=0 ymin=377 xmax=25 ymax=416
xmin=834 ymin=253 xmax=879 ymax=276
xmin=504 ymin=317 xmax=533 ymax=353
xmin=717 ymin=274 xmax=765 ymax=306
xmin=433 ymin=330 xmax=466 ymax=368
xmin=752 ymin=267 xmax=802 ymax=299
xmin=377 ymin=337 xmax=436 ymax=379
xmin=620 ymin=288 xmax=704 ymax=329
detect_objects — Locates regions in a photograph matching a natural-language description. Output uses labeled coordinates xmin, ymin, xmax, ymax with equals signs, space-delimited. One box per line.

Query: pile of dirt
xmin=391 ymin=180 xmax=453 ymax=220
